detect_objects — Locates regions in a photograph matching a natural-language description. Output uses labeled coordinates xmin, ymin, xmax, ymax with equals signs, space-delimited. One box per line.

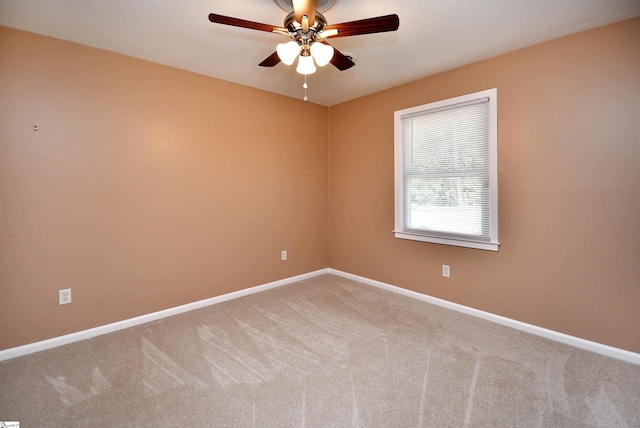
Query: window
xmin=394 ymin=88 xmax=499 ymax=251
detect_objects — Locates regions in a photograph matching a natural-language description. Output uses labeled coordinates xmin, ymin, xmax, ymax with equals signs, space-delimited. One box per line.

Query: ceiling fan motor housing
xmin=283 ymin=11 xmax=329 ymax=51
xmin=284 ymin=11 xmax=327 ymax=33
xmin=274 ymin=0 xmax=337 ymax=14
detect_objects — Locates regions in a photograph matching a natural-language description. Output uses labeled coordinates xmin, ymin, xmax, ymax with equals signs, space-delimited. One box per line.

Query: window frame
xmin=394 ymin=88 xmax=499 ymax=251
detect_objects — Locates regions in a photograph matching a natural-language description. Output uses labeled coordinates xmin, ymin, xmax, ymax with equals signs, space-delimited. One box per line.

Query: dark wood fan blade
xmin=329 ymin=45 xmax=356 ymax=71
xmin=293 ymin=0 xmax=316 ymax=26
xmin=208 ymin=13 xmax=277 ymax=33
xmin=323 ymin=14 xmax=399 ymax=38
xmin=259 ymin=52 xmax=281 ymax=67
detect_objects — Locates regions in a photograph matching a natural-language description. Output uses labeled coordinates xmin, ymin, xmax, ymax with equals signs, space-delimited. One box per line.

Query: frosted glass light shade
xmin=276 ymin=41 xmax=300 ymax=65
xmin=310 ymin=42 xmax=334 ymax=67
xmin=296 ymin=55 xmax=316 ymax=75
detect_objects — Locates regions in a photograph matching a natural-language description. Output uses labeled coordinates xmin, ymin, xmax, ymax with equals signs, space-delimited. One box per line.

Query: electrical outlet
xmin=281 ymin=250 xmax=287 ymax=261
xmin=59 ymin=288 xmax=72 ymax=305
xmin=442 ymin=265 xmax=451 ymax=278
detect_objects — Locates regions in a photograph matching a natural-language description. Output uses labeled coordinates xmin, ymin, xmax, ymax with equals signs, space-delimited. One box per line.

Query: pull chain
xmin=303 ymin=76 xmax=308 ymax=101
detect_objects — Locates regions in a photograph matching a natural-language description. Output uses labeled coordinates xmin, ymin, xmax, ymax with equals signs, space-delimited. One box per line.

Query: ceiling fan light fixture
xmin=276 ymin=41 xmax=300 ymax=65
xmin=310 ymin=42 xmax=334 ymax=67
xmin=296 ymin=54 xmax=316 ymax=75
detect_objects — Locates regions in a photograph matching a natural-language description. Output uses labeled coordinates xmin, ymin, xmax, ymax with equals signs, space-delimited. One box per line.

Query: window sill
xmin=394 ymin=231 xmax=499 ymax=252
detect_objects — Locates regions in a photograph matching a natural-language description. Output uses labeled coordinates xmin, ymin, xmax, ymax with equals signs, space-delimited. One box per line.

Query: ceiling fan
xmin=208 ymin=0 xmax=399 ymax=76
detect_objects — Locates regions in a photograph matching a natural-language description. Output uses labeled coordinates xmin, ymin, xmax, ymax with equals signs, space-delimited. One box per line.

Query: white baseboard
xmin=2 ymin=267 xmax=638 ymax=365
xmin=0 ymin=269 xmax=329 ymax=362
xmin=328 ymin=269 xmax=640 ymax=365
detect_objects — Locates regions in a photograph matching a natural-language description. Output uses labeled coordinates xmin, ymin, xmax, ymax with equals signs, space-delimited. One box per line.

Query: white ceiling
xmin=1 ymin=0 xmax=639 ymax=106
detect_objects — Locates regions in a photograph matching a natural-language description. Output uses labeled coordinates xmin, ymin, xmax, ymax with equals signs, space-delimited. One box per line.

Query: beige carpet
xmin=1 ymin=274 xmax=639 ymax=427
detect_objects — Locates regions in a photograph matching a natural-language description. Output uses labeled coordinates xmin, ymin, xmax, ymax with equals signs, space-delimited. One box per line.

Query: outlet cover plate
xmin=59 ymin=288 xmax=72 ymax=305
xmin=442 ymin=265 xmax=451 ymax=277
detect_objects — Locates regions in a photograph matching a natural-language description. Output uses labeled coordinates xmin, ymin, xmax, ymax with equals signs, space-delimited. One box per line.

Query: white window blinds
xmin=394 ymin=89 xmax=498 ymax=251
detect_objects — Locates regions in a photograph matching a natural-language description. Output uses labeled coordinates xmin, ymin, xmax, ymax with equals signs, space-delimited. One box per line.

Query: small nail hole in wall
xmin=34 ymin=125 xmax=38 ymax=131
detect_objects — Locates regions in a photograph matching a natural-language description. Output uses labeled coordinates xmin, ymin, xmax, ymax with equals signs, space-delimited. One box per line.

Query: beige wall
xmin=2 ymin=18 xmax=639 ymax=354
xmin=0 ymin=27 xmax=328 ymax=350
xmin=328 ymin=18 xmax=640 ymax=353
